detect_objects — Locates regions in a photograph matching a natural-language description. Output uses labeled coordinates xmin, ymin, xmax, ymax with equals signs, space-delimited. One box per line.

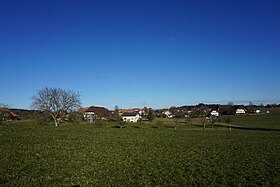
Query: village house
xmin=210 ymin=110 xmax=219 ymax=116
xmin=236 ymin=108 xmax=246 ymax=115
xmin=138 ymin=110 xmax=146 ymax=116
xmin=184 ymin=110 xmax=192 ymax=118
xmin=78 ymin=106 xmax=111 ymax=123
xmin=118 ymin=108 xmax=149 ymax=117
xmin=0 ymin=108 xmax=20 ymax=121
xmin=255 ymin=109 xmax=261 ymax=114
xmin=138 ymin=107 xmax=149 ymax=116
xmin=162 ymin=109 xmax=175 ymax=118
xmin=121 ymin=112 xmax=141 ymax=123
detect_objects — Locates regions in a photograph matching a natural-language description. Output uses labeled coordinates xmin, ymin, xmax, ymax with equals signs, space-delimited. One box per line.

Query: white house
xmin=210 ymin=110 xmax=219 ymax=116
xmin=122 ymin=112 xmax=141 ymax=123
xmin=236 ymin=108 xmax=246 ymax=114
xmin=162 ymin=110 xmax=175 ymax=118
xmin=255 ymin=109 xmax=261 ymax=114
xmin=138 ymin=108 xmax=148 ymax=116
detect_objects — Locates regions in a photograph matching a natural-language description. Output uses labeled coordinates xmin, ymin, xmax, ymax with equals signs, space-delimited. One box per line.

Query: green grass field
xmin=1 ymin=121 xmax=280 ymax=186
xmin=230 ymin=114 xmax=280 ymax=129
xmin=154 ymin=113 xmax=280 ymax=130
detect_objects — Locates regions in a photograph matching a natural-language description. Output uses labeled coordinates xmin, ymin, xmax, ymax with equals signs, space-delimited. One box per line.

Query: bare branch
xmin=31 ymin=87 xmax=81 ymax=126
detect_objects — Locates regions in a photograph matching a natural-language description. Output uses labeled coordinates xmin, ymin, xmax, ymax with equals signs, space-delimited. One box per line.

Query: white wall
xmin=211 ymin=111 xmax=219 ymax=116
xmin=122 ymin=115 xmax=140 ymax=123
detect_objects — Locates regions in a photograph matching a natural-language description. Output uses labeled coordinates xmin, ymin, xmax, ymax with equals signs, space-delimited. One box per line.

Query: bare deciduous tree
xmin=173 ymin=118 xmax=180 ymax=130
xmin=202 ymin=117 xmax=206 ymax=130
xmin=112 ymin=105 xmax=122 ymax=122
xmin=31 ymin=87 xmax=81 ymax=126
xmin=210 ymin=116 xmax=216 ymax=128
xmin=225 ymin=116 xmax=232 ymax=131
xmin=228 ymin=101 xmax=234 ymax=106
xmin=147 ymin=109 xmax=155 ymax=121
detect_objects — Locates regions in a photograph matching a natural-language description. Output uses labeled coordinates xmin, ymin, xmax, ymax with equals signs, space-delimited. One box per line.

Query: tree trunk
xmin=54 ymin=119 xmax=58 ymax=127
xmin=49 ymin=113 xmax=58 ymax=126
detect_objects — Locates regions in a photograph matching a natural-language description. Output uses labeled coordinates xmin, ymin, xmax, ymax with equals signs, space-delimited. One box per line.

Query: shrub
xmin=68 ymin=112 xmax=83 ymax=124
xmin=36 ymin=112 xmax=53 ymax=125
xmin=147 ymin=110 xmax=155 ymax=121
xmin=94 ymin=119 xmax=105 ymax=127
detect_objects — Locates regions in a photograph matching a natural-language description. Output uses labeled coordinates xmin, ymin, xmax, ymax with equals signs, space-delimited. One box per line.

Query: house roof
xmin=122 ymin=112 xmax=139 ymax=117
xmin=139 ymin=107 xmax=150 ymax=113
xmin=85 ymin=106 xmax=111 ymax=116
xmin=210 ymin=110 xmax=219 ymax=112
xmin=0 ymin=108 xmax=20 ymax=119
xmin=10 ymin=112 xmax=19 ymax=117
xmin=236 ymin=108 xmax=246 ymax=111
xmin=162 ymin=109 xmax=172 ymax=114
xmin=0 ymin=108 xmax=9 ymax=112
xmin=78 ymin=107 xmax=89 ymax=113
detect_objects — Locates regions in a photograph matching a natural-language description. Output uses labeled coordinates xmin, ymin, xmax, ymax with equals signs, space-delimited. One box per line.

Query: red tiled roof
xmin=9 ymin=112 xmax=18 ymax=117
xmin=0 ymin=108 xmax=9 ymax=112
xmin=0 ymin=108 xmax=20 ymax=119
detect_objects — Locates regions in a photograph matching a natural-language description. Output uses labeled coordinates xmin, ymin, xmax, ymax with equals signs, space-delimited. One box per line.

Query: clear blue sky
xmin=1 ymin=0 xmax=280 ymax=109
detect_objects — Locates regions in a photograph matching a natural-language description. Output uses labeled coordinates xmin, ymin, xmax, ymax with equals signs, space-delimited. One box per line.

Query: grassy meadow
xmin=230 ymin=114 xmax=280 ymax=129
xmin=1 ymin=119 xmax=280 ymax=186
xmin=154 ymin=113 xmax=280 ymax=130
